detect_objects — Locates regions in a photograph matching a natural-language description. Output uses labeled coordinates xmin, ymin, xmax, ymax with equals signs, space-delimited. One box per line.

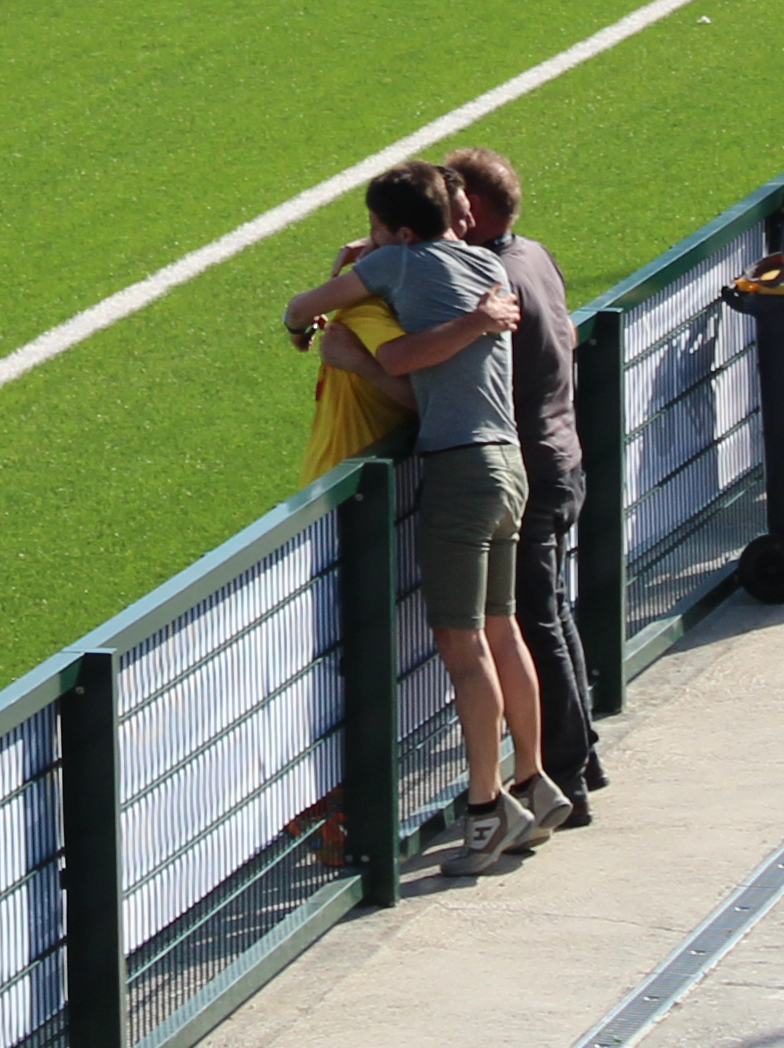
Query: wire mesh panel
xmin=117 ymin=514 xmax=346 ymax=1045
xmin=0 ymin=704 xmax=67 ymax=1048
xmin=2 ymin=179 xmax=780 ymax=1048
xmin=623 ymin=224 xmax=767 ymax=635
xmin=393 ymin=456 xmax=463 ymax=838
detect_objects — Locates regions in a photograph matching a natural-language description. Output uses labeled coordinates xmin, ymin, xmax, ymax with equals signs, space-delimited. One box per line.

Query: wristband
xmin=282 ymin=313 xmax=310 ymax=335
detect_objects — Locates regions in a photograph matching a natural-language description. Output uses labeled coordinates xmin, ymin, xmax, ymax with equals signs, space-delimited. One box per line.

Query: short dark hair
xmin=365 ymin=161 xmax=450 ymax=240
xmin=443 ymin=148 xmax=522 ymax=223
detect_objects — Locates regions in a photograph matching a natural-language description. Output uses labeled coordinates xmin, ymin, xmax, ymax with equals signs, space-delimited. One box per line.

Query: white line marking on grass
xmin=1 ymin=0 xmax=694 ymax=388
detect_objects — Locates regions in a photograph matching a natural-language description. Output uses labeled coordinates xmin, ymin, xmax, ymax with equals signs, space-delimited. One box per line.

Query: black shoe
xmin=585 ymin=749 xmax=609 ymax=792
xmin=558 ymin=797 xmax=593 ymax=829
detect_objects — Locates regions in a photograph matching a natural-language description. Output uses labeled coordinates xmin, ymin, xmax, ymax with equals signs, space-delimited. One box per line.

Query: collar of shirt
xmin=483 ymin=233 xmax=514 ymax=252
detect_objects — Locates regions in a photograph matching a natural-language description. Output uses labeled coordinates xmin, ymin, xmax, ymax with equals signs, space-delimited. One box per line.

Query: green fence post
xmin=339 ymin=459 xmax=400 ymax=907
xmin=576 ymin=308 xmax=627 ymax=715
xmin=60 ymin=649 xmax=128 ymax=1048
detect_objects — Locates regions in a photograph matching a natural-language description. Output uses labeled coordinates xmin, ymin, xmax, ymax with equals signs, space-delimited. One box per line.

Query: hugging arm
xmin=284 ymin=270 xmax=369 ymax=349
xmin=376 ymin=282 xmax=520 ymax=376
xmin=320 ymin=323 xmax=416 ymax=410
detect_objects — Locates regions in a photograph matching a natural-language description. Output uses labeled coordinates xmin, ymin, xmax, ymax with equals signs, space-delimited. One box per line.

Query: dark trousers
xmin=515 ymin=465 xmax=596 ymax=802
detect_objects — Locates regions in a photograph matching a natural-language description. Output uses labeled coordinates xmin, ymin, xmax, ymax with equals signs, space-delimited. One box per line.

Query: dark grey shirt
xmin=354 ymin=239 xmax=519 ymax=453
xmin=489 ymin=234 xmax=582 ymax=482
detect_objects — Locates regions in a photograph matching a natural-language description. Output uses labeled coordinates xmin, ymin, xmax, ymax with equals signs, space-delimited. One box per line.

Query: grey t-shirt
xmin=353 ymin=239 xmax=520 ymax=453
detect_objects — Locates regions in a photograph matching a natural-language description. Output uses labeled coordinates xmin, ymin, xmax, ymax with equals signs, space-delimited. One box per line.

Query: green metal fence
xmin=574 ymin=171 xmax=784 ymax=712
xmin=0 ymin=459 xmax=399 ymax=1048
xmin=1 ymin=171 xmax=783 ymax=1048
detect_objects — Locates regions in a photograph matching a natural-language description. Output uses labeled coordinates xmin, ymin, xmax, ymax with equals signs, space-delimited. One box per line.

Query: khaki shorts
xmin=418 ymin=443 xmax=528 ymax=631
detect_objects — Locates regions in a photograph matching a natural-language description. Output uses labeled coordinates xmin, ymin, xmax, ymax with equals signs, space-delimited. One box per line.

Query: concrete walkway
xmin=199 ymin=590 xmax=784 ymax=1048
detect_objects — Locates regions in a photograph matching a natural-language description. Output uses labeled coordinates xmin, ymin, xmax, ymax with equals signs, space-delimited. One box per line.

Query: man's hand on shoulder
xmin=474 ymin=282 xmax=520 ymax=333
xmin=330 ymin=237 xmax=375 ymax=278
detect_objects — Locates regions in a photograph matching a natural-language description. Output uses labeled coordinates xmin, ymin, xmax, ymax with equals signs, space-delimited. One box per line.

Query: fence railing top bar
xmin=573 ymin=169 xmax=784 ymax=339
xmin=0 ymin=649 xmax=80 ymax=738
xmin=348 ymin=419 xmax=418 ymax=464
xmin=71 ymin=458 xmax=367 ymax=657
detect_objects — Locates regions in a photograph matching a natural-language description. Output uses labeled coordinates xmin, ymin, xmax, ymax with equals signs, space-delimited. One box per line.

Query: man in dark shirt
xmin=445 ymin=148 xmax=607 ymax=825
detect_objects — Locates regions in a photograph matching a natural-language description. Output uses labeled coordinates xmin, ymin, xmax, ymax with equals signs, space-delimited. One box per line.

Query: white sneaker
xmin=505 ymin=772 xmax=573 ymax=853
xmin=441 ymin=790 xmax=534 ymax=876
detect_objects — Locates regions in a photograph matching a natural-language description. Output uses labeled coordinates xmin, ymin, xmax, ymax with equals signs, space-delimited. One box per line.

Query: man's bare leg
xmin=484 ymin=614 xmax=542 ymax=784
xmin=432 ymin=626 xmax=504 ymax=804
xmin=483 ymin=613 xmax=573 ymax=843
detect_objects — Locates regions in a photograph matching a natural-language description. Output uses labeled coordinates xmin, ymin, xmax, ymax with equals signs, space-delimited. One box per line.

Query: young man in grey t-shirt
xmin=284 ymin=161 xmax=571 ymax=875
xmin=445 ymin=147 xmax=608 ymax=826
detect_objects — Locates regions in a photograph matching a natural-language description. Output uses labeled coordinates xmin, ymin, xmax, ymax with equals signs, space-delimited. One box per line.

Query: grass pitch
xmin=1 ymin=0 xmax=783 ymax=686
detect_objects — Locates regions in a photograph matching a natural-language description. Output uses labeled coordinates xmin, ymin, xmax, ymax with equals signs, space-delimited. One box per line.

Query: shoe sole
xmin=557 ymin=811 xmax=593 ymax=829
xmin=505 ymin=797 xmax=573 ymax=854
xmin=504 ymin=827 xmax=552 ymax=854
xmin=538 ymin=799 xmax=574 ymax=831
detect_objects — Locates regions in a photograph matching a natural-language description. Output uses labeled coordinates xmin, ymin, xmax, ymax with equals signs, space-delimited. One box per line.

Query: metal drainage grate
xmin=570 ymin=842 xmax=784 ymax=1048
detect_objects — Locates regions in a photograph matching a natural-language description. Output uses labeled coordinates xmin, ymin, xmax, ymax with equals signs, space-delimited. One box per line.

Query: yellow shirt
xmin=300 ymin=297 xmax=415 ymax=487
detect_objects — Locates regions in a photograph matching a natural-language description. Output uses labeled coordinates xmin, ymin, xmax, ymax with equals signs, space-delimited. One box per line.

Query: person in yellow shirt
xmin=298 ymin=167 xmax=476 ymax=487
xmin=299 ymin=296 xmax=415 ymax=486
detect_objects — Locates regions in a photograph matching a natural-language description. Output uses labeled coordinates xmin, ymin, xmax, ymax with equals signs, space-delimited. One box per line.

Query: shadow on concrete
xmin=336 ymin=845 xmax=536 ymax=917
xmin=671 ymin=589 xmax=784 ymax=652
xmin=724 ymin=1031 xmax=784 ymax=1048
xmin=398 ymin=838 xmax=537 ymax=899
